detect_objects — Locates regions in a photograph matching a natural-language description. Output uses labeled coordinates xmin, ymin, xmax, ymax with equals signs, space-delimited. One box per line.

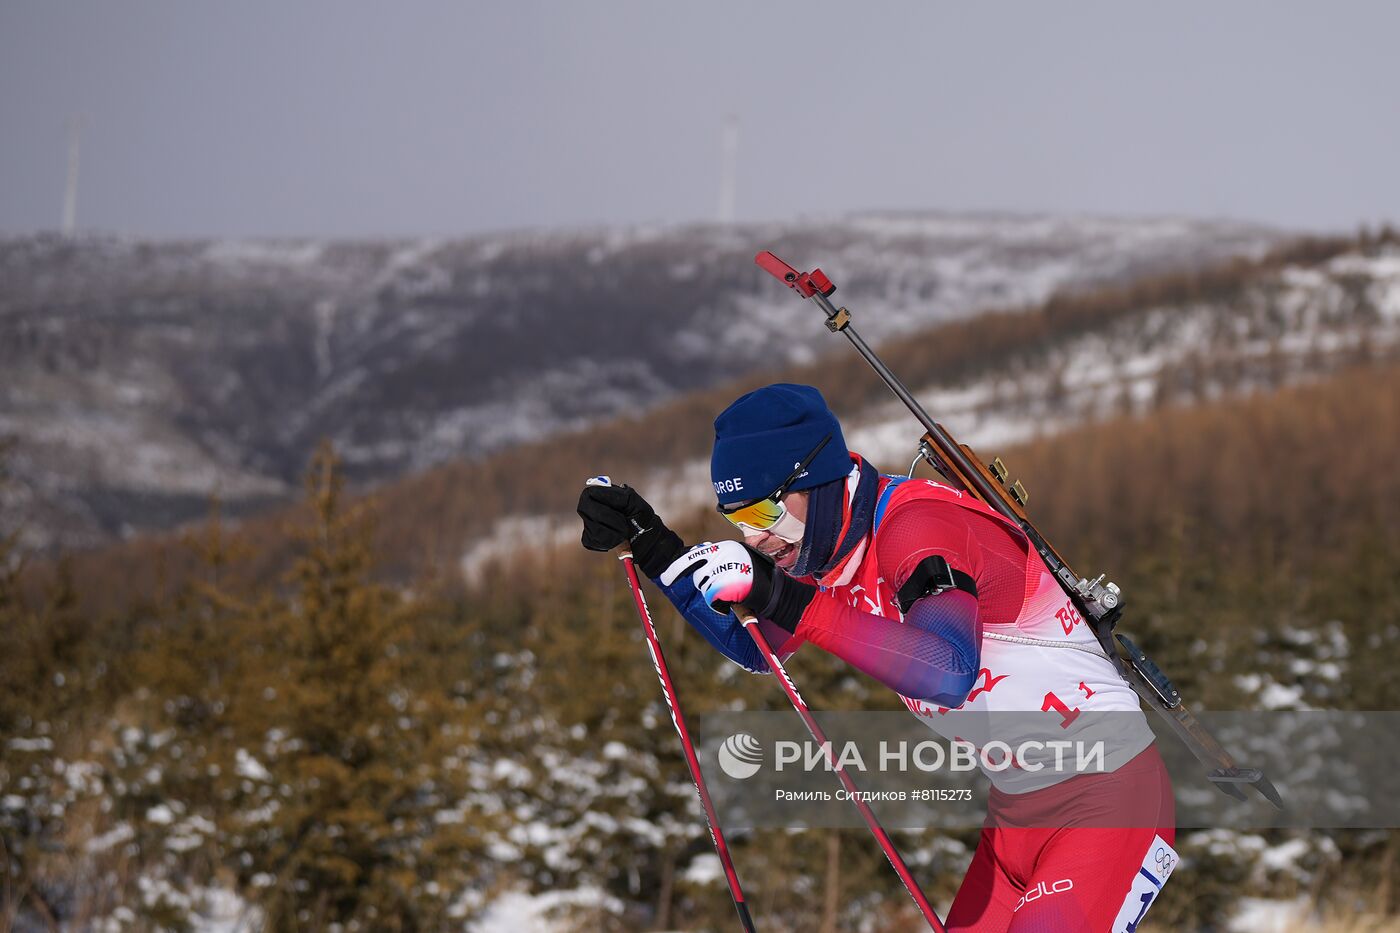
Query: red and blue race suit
xmin=653 ymin=472 xmax=1177 ymax=931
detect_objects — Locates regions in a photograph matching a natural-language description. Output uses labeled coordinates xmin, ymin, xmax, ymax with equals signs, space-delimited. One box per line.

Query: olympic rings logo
xmin=1154 ymin=847 xmax=1177 ymax=874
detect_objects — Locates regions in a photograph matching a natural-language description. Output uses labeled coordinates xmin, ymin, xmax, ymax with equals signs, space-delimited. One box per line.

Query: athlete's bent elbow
xmin=902 ymin=664 xmax=977 ymax=707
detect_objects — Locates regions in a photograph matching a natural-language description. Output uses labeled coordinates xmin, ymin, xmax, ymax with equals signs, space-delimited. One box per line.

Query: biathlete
xmin=578 ymin=383 xmax=1177 ymax=932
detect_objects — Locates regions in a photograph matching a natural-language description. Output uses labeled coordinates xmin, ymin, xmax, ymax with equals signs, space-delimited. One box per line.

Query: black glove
xmin=740 ymin=544 xmax=818 ymax=634
xmin=577 ymin=480 xmax=686 ymax=578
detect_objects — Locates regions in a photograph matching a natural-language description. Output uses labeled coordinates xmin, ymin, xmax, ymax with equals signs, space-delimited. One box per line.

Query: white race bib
xmin=1111 ymin=834 xmax=1179 ymax=933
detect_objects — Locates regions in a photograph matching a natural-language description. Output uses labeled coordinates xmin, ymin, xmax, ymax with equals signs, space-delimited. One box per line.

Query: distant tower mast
xmin=62 ymin=117 xmax=82 ymax=236
xmin=718 ymin=114 xmax=739 ymax=225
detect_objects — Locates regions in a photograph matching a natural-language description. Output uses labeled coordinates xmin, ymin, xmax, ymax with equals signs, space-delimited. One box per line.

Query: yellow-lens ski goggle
xmin=716 ymin=434 xmax=832 ymax=533
xmin=719 ymin=496 xmax=787 ymax=533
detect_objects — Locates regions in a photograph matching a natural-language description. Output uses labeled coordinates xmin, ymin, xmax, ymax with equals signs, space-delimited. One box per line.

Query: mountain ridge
xmin=0 ymin=212 xmax=1284 ymax=552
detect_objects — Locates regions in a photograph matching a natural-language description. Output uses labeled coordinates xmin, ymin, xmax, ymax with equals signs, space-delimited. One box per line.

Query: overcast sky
xmin=3 ymin=2 xmax=1398 ymax=239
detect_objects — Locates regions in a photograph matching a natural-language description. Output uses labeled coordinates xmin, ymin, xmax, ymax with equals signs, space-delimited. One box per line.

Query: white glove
xmin=660 ymin=540 xmax=757 ymax=611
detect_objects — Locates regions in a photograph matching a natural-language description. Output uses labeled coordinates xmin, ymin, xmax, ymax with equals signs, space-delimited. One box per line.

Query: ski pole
xmin=735 ymin=606 xmax=947 ymax=932
xmin=613 ymin=545 xmax=757 ymax=932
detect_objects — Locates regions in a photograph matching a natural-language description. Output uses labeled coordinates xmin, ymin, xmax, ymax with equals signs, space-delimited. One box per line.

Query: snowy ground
xmin=1230 ymin=898 xmax=1314 ymax=932
xmin=467 ymin=887 xmax=626 ymax=933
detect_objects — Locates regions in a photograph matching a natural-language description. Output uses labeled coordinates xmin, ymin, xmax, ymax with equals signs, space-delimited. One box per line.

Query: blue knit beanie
xmin=710 ymin=383 xmax=851 ymax=507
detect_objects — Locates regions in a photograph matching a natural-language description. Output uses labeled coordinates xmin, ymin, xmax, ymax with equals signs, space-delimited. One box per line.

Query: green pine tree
xmin=218 ymin=442 xmax=492 ymax=931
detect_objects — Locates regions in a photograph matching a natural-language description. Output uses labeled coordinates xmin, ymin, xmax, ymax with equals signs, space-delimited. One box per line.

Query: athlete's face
xmin=743 ymin=490 xmax=808 ymax=573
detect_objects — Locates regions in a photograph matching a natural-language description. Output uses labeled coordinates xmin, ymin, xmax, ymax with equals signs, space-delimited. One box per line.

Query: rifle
xmin=755 ymin=250 xmax=1282 ymax=809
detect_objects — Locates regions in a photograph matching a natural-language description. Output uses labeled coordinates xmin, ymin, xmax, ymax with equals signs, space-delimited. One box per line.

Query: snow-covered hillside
xmin=461 ymin=244 xmax=1400 ymax=582
xmin=0 ymin=213 xmax=1281 ymax=552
